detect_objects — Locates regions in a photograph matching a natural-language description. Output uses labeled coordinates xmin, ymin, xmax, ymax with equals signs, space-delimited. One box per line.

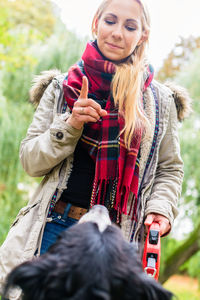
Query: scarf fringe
xmin=91 ymin=178 xmax=119 ymax=210
xmin=121 ymin=187 xmax=130 ymax=215
xmin=128 ymin=194 xmax=138 ymax=222
xmin=90 ymin=178 xmax=138 ymax=221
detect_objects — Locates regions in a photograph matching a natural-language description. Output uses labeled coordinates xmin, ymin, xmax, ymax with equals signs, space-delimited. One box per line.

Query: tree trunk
xmin=159 ymin=222 xmax=200 ymax=284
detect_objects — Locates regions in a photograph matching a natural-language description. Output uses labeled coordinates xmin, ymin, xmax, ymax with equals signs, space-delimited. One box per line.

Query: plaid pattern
xmin=63 ymin=41 xmax=154 ymax=221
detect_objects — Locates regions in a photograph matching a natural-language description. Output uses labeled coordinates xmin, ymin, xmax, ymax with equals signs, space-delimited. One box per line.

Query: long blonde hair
xmin=92 ymin=0 xmax=150 ymax=149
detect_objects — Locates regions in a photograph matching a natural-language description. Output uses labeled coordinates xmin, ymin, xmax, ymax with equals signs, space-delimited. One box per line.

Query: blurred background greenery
xmin=0 ymin=0 xmax=200 ymax=299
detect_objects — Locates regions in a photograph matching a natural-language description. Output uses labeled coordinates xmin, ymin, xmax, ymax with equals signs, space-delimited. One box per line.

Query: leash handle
xmin=142 ymin=222 xmax=161 ymax=281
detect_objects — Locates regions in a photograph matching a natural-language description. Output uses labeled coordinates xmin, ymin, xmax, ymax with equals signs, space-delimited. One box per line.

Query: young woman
xmin=0 ymin=0 xmax=191 ymax=299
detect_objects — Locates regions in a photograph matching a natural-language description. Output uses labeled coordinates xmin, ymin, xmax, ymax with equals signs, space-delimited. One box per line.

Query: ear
xmin=137 ymin=29 xmax=149 ymax=46
xmin=140 ymin=274 xmax=173 ymax=300
xmin=4 ymin=260 xmax=48 ymax=300
xmin=94 ymin=17 xmax=99 ymax=36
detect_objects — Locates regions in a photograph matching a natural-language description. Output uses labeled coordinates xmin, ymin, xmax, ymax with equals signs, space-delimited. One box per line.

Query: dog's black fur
xmin=3 ymin=222 xmax=173 ymax=300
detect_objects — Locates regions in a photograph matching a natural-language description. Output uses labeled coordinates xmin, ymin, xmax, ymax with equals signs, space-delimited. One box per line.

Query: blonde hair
xmin=92 ymin=0 xmax=150 ymax=149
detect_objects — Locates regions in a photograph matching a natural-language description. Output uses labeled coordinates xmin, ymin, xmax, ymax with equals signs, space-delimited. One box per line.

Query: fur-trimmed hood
xmin=29 ymin=70 xmax=192 ymax=122
xmin=165 ymin=81 xmax=192 ymax=121
xmin=29 ymin=69 xmax=62 ymax=106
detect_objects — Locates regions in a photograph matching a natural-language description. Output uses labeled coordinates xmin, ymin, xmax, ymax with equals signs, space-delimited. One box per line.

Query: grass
xmin=164 ymin=275 xmax=200 ymax=300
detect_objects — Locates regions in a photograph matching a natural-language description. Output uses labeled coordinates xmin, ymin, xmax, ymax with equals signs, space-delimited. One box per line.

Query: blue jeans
xmin=40 ymin=203 xmax=78 ymax=255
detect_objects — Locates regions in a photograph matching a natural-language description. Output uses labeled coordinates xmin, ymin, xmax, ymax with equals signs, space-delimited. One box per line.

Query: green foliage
xmin=157 ymin=36 xmax=200 ymax=81
xmin=179 ymin=252 xmax=200 ymax=289
xmin=0 ymin=0 xmax=57 ymax=105
xmin=34 ymin=23 xmax=87 ymax=74
xmin=2 ymin=21 xmax=86 ymax=104
xmin=160 ymin=237 xmax=181 ymax=275
xmin=176 ymin=51 xmax=200 ymax=216
xmin=177 ymin=50 xmax=200 ymax=112
xmin=180 ymin=119 xmax=200 ymax=215
xmin=159 ymin=49 xmax=200 ymax=282
xmin=0 ymin=98 xmax=34 ymax=243
xmin=2 ymin=65 xmax=34 ymax=103
xmin=0 ymin=0 xmax=56 ymax=70
xmin=5 ymin=0 xmax=56 ymax=36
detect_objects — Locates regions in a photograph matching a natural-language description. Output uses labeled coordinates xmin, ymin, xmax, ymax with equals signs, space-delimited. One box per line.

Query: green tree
xmin=159 ymin=50 xmax=200 ymax=283
xmin=0 ymin=0 xmax=56 ymax=70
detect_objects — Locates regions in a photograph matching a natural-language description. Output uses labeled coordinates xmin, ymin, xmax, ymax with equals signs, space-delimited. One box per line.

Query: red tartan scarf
xmin=63 ymin=41 xmax=154 ymax=221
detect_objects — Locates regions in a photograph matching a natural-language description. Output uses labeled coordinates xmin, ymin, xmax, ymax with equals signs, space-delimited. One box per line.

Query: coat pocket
xmin=10 ymin=201 xmax=40 ymax=228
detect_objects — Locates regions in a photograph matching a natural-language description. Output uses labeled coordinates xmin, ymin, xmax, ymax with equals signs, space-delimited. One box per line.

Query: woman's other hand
xmin=67 ymin=76 xmax=107 ymax=129
xmin=144 ymin=213 xmax=171 ymax=236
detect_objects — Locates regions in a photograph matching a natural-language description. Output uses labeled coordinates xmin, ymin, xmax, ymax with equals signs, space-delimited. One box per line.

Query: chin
xmin=102 ymin=51 xmax=125 ymax=63
xmin=3 ymin=205 xmax=173 ymax=300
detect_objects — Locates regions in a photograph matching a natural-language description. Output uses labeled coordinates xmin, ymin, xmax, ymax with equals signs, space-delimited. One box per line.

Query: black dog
xmin=3 ymin=206 xmax=173 ymax=300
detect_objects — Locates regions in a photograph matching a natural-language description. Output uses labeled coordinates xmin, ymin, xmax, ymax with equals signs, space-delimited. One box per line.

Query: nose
xmin=111 ymin=25 xmax=123 ymax=40
xmin=90 ymin=204 xmax=109 ymax=215
xmin=78 ymin=205 xmax=111 ymax=232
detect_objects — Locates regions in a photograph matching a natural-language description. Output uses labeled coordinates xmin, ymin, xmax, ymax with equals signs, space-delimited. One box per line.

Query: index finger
xmin=79 ymin=76 xmax=88 ymax=99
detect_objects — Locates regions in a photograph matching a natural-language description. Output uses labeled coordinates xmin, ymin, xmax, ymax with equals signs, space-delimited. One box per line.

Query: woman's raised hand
xmin=67 ymin=76 xmax=107 ymax=130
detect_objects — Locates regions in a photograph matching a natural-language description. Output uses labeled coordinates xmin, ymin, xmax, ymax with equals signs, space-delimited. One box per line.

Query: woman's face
xmin=96 ymin=0 xmax=144 ymax=63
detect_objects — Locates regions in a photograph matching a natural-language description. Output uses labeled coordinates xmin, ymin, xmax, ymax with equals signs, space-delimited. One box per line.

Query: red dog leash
xmin=142 ymin=222 xmax=161 ymax=281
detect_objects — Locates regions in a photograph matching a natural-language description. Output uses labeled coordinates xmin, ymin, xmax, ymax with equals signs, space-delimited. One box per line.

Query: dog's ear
xmin=3 ymin=259 xmax=49 ymax=300
xmin=134 ymin=273 xmax=174 ymax=300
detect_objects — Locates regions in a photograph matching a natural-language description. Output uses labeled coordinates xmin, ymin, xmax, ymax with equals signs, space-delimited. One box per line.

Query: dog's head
xmin=4 ymin=206 xmax=173 ymax=300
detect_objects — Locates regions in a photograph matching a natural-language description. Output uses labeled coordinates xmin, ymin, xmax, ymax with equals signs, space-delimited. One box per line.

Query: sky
xmin=52 ymin=0 xmax=200 ymax=71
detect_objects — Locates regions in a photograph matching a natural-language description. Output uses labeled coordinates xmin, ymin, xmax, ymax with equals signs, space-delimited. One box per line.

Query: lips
xmin=106 ymin=42 xmax=123 ymax=49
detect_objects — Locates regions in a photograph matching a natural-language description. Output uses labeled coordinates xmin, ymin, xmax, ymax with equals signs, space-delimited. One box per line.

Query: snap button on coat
xmin=56 ymin=131 xmax=64 ymax=140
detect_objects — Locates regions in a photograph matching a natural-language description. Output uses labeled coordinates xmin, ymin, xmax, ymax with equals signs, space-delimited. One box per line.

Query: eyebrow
xmin=104 ymin=13 xmax=139 ymax=25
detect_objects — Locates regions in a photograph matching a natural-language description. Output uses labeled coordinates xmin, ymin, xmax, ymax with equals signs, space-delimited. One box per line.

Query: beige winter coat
xmin=0 ymin=70 xmax=191 ymax=299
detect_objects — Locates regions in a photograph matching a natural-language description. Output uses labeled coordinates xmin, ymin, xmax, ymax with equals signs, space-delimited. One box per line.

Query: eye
xmin=105 ymin=19 xmax=115 ymax=25
xmin=126 ymin=26 xmax=136 ymax=32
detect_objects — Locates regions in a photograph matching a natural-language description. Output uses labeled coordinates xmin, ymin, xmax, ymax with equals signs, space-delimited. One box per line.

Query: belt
xmin=54 ymin=200 xmax=88 ymax=220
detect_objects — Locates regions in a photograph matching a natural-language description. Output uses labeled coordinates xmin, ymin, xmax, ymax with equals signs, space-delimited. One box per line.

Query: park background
xmin=0 ymin=0 xmax=200 ymax=299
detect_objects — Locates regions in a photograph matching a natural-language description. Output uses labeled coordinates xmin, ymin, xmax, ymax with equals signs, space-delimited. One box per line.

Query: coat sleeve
xmin=20 ymin=82 xmax=83 ymax=177
xmin=145 ymin=98 xmax=184 ymax=227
